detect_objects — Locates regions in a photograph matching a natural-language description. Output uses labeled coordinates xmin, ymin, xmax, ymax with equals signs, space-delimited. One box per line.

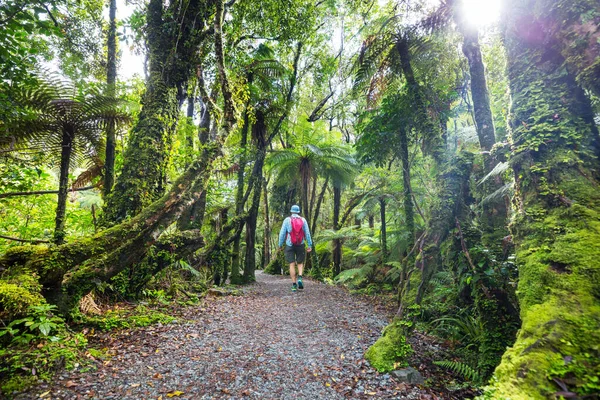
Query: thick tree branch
xmin=0 ymin=234 xmax=50 ymax=244
xmin=0 ymin=186 xmax=96 ymax=199
xmin=307 ymin=91 xmax=334 ymax=122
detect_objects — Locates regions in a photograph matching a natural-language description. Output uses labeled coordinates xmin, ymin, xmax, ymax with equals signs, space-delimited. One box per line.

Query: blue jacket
xmin=278 ymin=215 xmax=313 ymax=247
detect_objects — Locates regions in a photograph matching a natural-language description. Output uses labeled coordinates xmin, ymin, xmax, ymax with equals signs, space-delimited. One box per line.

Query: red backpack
xmin=289 ymin=216 xmax=305 ymax=245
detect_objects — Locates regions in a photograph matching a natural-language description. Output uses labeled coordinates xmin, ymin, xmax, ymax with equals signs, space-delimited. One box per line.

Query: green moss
xmin=83 ymin=305 xmax=176 ymax=331
xmin=490 ymin=206 xmax=600 ymax=398
xmin=0 ymin=273 xmax=45 ymax=320
xmin=365 ymin=319 xmax=413 ymax=373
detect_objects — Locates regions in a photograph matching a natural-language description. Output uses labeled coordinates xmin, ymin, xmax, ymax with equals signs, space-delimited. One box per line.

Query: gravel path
xmin=17 ymin=272 xmax=437 ymax=399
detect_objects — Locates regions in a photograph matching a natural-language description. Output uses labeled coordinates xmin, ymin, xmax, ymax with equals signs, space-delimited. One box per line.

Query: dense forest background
xmin=1 ymin=0 xmax=599 ymax=398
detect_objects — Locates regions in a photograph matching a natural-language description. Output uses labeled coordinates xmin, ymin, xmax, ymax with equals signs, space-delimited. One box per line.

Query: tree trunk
xmin=104 ymin=0 xmax=117 ymax=196
xmin=547 ymin=0 xmax=600 ymax=98
xmin=186 ymin=86 xmax=195 ymax=153
xmin=460 ymin=27 xmax=495 ymax=156
xmin=54 ymin=129 xmax=74 ymax=244
xmin=311 ymin=176 xmax=329 ymax=235
xmin=178 ymin=66 xmax=213 ymax=231
xmin=214 ymin=0 xmax=235 ymax=126
xmin=413 ymin=153 xmax=473 ymax=306
xmin=332 ymin=185 xmax=342 ymax=276
xmin=262 ymin=176 xmax=271 ymax=268
xmin=309 ymin=174 xmax=317 ymax=220
xmin=398 ymin=127 xmax=414 ymax=245
xmin=490 ymin=2 xmax=600 ymax=397
xmin=230 ymin=105 xmax=251 ymax=284
xmin=243 ymin=111 xmax=268 ymax=283
xmin=379 ymin=197 xmax=387 ymax=262
xmin=176 ymin=84 xmax=204 ymax=232
xmin=102 ymin=0 xmax=205 ymax=223
xmin=300 ymin=162 xmax=311 ymax=225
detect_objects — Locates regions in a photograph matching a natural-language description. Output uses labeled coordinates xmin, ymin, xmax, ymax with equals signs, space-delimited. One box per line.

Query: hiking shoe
xmin=291 ymin=283 xmax=298 ymax=292
xmin=297 ymin=277 xmax=304 ymax=290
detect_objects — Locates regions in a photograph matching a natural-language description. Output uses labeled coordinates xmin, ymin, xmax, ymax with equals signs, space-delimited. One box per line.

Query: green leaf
xmin=38 ymin=322 xmax=52 ymax=336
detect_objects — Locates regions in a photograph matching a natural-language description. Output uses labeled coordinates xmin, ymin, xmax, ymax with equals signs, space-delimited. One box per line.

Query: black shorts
xmin=284 ymin=244 xmax=306 ymax=263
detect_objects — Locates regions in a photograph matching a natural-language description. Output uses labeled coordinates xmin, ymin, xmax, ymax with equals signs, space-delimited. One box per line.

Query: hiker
xmin=278 ymin=205 xmax=313 ymax=292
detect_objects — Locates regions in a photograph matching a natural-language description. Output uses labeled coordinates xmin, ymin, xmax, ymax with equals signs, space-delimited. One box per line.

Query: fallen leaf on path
xmin=64 ymin=381 xmax=78 ymax=388
xmin=166 ymin=390 xmax=184 ymax=397
xmin=130 ymin=383 xmax=140 ymax=388
xmin=38 ymin=391 xmax=51 ymax=398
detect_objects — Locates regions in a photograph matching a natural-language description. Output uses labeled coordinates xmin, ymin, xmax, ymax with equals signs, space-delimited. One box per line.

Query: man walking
xmin=278 ymin=205 xmax=313 ymax=292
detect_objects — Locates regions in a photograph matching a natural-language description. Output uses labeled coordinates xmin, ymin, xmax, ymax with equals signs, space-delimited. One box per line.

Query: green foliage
xmin=430 ymin=315 xmax=485 ymax=351
xmin=334 ymin=265 xmax=374 ymax=288
xmin=434 ymin=360 xmax=481 ymax=383
xmin=0 ymin=304 xmax=65 ymax=345
xmin=0 ymin=303 xmax=87 ymax=396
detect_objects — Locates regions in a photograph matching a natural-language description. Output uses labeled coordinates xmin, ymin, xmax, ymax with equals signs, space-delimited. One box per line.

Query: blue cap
xmin=290 ymin=205 xmax=300 ymax=214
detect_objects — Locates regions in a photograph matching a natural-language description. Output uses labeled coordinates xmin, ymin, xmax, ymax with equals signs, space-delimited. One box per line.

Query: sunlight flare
xmin=461 ymin=0 xmax=502 ymax=27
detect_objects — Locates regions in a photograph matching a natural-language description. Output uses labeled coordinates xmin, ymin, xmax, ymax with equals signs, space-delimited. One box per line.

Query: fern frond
xmin=478 ymin=161 xmax=509 ymax=185
xmin=433 ymin=360 xmax=480 ymax=382
xmin=481 ymin=182 xmax=514 ymax=205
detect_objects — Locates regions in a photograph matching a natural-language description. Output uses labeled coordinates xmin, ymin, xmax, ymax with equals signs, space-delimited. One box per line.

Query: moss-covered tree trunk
xmin=103 ymin=0 xmax=205 ymax=223
xmin=103 ymin=0 xmax=117 ymax=196
xmin=379 ymin=197 xmax=387 ymax=262
xmin=243 ymin=111 xmax=268 ymax=283
xmin=546 ymin=0 xmax=600 ymax=98
xmin=490 ymin=1 xmax=600 ymax=397
xmin=398 ymin=127 xmax=414 ymax=245
xmin=54 ymin=129 xmax=74 ymax=245
xmin=230 ymin=106 xmax=250 ymax=284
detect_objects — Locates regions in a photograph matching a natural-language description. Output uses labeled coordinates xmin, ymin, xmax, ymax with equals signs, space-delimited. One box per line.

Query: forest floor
xmin=14 ymin=271 xmax=476 ymax=400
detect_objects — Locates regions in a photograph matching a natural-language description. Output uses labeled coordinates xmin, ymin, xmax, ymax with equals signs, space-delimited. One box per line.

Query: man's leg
xmin=284 ymin=246 xmax=297 ymax=290
xmin=289 ymin=262 xmax=297 ymax=284
xmin=297 ymin=263 xmax=304 ymax=277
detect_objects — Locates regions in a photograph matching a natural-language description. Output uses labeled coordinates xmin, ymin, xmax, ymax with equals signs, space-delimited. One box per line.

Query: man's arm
xmin=278 ymin=218 xmax=289 ymax=247
xmin=303 ymin=218 xmax=313 ymax=248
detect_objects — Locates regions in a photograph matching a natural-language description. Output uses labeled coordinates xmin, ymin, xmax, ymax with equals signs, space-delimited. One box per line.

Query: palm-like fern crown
xmin=266 ymin=131 xmax=359 ymax=187
xmin=1 ymin=76 xmax=130 ymax=169
xmin=243 ymin=44 xmax=288 ymax=109
xmin=353 ymin=15 xmax=434 ymax=108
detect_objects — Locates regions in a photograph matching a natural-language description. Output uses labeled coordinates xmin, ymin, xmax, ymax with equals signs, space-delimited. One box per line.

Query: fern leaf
xmin=433 ymin=360 xmax=480 ymax=382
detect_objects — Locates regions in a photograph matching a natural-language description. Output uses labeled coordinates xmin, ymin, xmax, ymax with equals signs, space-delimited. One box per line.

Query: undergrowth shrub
xmin=0 ymin=304 xmax=87 ymax=396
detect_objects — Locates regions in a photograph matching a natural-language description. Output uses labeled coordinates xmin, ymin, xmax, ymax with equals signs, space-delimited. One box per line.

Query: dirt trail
xmin=17 ymin=271 xmax=443 ymax=399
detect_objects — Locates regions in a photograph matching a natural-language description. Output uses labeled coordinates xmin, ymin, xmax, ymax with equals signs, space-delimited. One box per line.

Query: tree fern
xmin=433 ymin=360 xmax=480 ymax=382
